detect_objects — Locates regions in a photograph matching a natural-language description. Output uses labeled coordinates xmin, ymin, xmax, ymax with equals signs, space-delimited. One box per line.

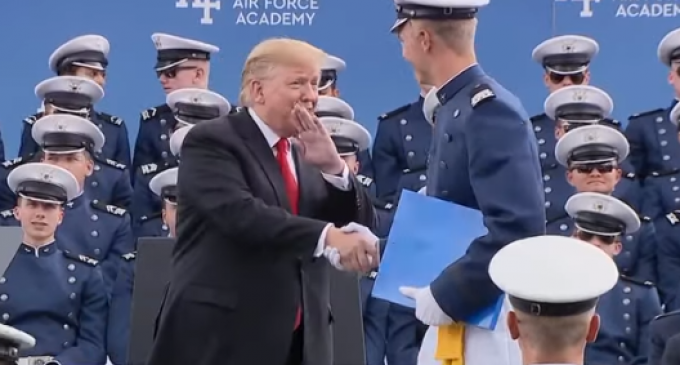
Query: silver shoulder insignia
xmin=470 ymin=84 xmax=496 ymax=108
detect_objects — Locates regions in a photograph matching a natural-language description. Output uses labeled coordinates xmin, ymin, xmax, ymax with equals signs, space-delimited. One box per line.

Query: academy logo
xmin=555 ymin=0 xmax=680 ymax=18
xmin=232 ymin=0 xmax=319 ymax=26
xmin=175 ymin=0 xmax=221 ymax=24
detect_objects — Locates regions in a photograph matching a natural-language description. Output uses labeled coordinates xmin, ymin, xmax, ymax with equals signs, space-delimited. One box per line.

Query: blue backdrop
xmin=0 ymin=0 xmax=677 ymax=158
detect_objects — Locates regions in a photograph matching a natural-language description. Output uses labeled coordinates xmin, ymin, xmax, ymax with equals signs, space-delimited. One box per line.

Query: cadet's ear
xmin=582 ymin=70 xmax=591 ymax=85
xmin=586 ymin=314 xmax=600 ymax=343
xmin=507 ymin=311 xmax=520 ymax=340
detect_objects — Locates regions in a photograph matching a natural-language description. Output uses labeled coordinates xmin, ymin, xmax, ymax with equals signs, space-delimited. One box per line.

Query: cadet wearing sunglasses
xmin=566 ymin=192 xmax=662 ymax=365
xmin=555 ymin=124 xmax=658 ymax=287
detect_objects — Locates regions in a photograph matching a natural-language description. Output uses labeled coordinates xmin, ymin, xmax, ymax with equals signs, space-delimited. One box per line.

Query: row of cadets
xmin=0 ymin=324 xmax=36 ymax=365
xmin=132 ymin=33 xmax=220 ymax=175
xmin=530 ymin=34 xmax=598 ymax=169
xmin=625 ymin=27 xmax=680 ymax=181
xmin=554 ymin=124 xmax=658 ymax=292
xmin=488 ymin=235 xmax=619 ymax=365
xmin=0 ymin=115 xmax=133 ymax=292
xmin=3 ymin=162 xmax=108 ymax=365
xmin=564 ymin=192 xmax=661 ymax=364
xmin=131 ymin=88 xmax=231 ymax=229
xmin=648 ymin=102 xmax=680 ymax=312
xmin=20 ymin=35 xmax=130 ymax=167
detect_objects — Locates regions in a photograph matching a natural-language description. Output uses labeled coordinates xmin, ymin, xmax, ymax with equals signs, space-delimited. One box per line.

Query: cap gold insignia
xmin=584 ymin=132 xmax=598 ymax=142
xmin=154 ymin=38 xmax=162 ymax=48
xmin=329 ymin=125 xmax=339 ymax=134
xmin=68 ymin=82 xmax=80 ymax=92
xmin=593 ymin=202 xmax=605 ymax=212
xmin=192 ymin=96 xmax=202 ymax=103
xmin=41 ymin=171 xmax=53 ymax=182
xmin=572 ymin=90 xmax=587 ymax=102
xmin=562 ymin=42 xmax=576 ymax=53
xmin=56 ymin=123 xmax=65 ymax=131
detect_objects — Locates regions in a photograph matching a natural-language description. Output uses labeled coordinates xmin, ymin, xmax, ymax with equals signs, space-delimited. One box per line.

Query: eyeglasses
xmin=576 ymin=231 xmax=618 ymax=244
xmin=156 ymin=66 xmax=197 ymax=79
xmin=570 ymin=164 xmax=616 ymax=174
xmin=548 ymin=72 xmax=585 ymax=84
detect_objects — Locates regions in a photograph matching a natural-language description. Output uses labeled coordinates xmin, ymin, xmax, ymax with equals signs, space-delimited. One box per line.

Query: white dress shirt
xmin=249 ymin=109 xmax=351 ymax=256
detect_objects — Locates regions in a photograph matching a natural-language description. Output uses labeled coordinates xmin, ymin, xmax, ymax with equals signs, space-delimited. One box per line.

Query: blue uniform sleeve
xmin=372 ymin=120 xmax=401 ymax=203
xmin=632 ymin=289 xmax=663 ymax=365
xmin=101 ymin=215 xmax=135 ymax=292
xmin=107 ymin=258 xmax=135 ymax=365
xmin=624 ymin=119 xmax=648 ymax=178
xmin=430 ymin=100 xmax=546 ymax=320
xmin=18 ymin=122 xmax=38 ymax=158
xmin=132 ymin=116 xmax=155 ymax=174
xmin=129 ymin=169 xmax=160 ymax=225
xmin=655 ymin=222 xmax=680 ymax=308
xmin=111 ymin=169 xmax=133 ymax=209
xmin=636 ymin=223 xmax=658 ymax=284
xmin=115 ymin=121 xmax=132 ymax=168
xmin=642 ymin=180 xmax=664 ymax=222
xmin=54 ymin=267 xmax=108 ymax=365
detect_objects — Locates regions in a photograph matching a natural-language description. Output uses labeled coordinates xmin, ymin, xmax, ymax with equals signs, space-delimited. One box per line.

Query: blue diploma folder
xmin=371 ymin=190 xmax=503 ymax=330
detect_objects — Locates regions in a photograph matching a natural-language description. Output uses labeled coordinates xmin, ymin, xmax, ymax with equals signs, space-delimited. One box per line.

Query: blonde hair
xmin=417 ymin=18 xmax=477 ymax=55
xmin=239 ymin=38 xmax=326 ymax=105
xmin=515 ymin=309 xmax=595 ymax=353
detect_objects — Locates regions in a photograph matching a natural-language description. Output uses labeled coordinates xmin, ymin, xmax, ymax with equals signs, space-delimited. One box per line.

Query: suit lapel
xmin=230 ymin=109 xmax=292 ymax=212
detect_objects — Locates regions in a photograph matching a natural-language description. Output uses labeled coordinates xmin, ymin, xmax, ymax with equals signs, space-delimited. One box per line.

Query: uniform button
xmin=544 ymin=187 xmax=552 ymax=193
xmin=160 ymin=118 xmax=167 ymax=125
xmin=656 ymin=117 xmax=663 ymax=122
xmin=676 ymin=197 xmax=680 ymax=203
xmin=623 ymin=313 xmax=630 ymax=320
xmin=67 ymin=264 xmax=75 ymax=271
xmin=538 ymin=138 xmax=545 ymax=145
xmin=618 ymin=356 xmax=625 ymax=362
xmin=63 ymin=342 xmax=69 ymax=348
xmin=405 ymin=135 xmax=412 ymax=141
xmin=543 ymin=175 xmax=550 ymax=181
xmin=94 ymin=165 xmax=101 ymax=171
xmin=664 ymin=155 xmax=671 ymax=161
xmin=162 ymin=151 xmax=169 ymax=158
xmin=534 ymin=126 xmax=541 ymax=132
xmin=68 ymin=312 xmax=74 ymax=318
xmin=661 ymin=140 xmax=668 ymax=146
xmin=97 ymin=124 xmax=103 ymax=129
xmin=0 ymin=294 xmax=8 ymax=301
xmin=439 ymin=161 xmax=447 ymax=169
xmin=540 ymin=152 xmax=547 ymax=159
xmin=70 ymin=293 xmax=76 ymax=300
xmin=93 ymin=199 xmax=99 ymax=204
xmin=91 ymin=231 xmax=99 ymax=237
xmin=407 ymin=151 xmax=415 ymax=158
xmin=0 ymin=277 xmax=6 ymax=284
xmin=674 ymin=186 xmax=679 ymax=191
xmin=63 ymin=324 xmax=70 ymax=330
xmin=659 ymin=129 xmax=666 ymax=134
xmin=623 ymin=298 xmax=630 ymax=305
xmin=162 ymin=224 xmax=169 ymax=231
xmin=161 ymin=134 xmax=168 ymax=140
xmin=400 ymin=119 xmax=407 ymax=125
xmin=626 ymin=235 xmax=633 ymax=241
xmin=453 ymin=109 xmax=460 ymax=118
xmin=544 ymin=201 xmax=551 ymax=208
xmin=419 ymin=174 xmax=426 ymax=181
xmin=94 ymin=248 xmax=101 ymax=255
xmin=560 ymin=224 xmax=567 ymax=231
xmin=68 ymin=277 xmax=76 ymax=284
xmin=619 ymin=342 xmax=626 ymax=348
xmin=625 ymin=327 xmax=631 ymax=334
xmin=2 ymin=313 xmax=9 ymax=321
xmin=623 ymin=286 xmax=631 ymax=293
xmin=91 ymin=215 xmax=98 ymax=221
xmin=671 ymin=177 xmax=677 ymax=182
xmin=91 ymin=181 xmax=98 ymax=187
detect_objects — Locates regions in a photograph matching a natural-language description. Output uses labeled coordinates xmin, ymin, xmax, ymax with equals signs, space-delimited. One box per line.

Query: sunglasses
xmin=570 ymin=164 xmax=615 ymax=174
xmin=576 ymin=231 xmax=618 ymax=244
xmin=548 ymin=72 xmax=585 ymax=84
xmin=156 ymin=66 xmax=197 ymax=79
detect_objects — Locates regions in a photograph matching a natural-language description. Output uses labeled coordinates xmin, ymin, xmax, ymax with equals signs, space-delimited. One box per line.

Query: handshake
xmin=323 ymin=222 xmax=380 ymax=273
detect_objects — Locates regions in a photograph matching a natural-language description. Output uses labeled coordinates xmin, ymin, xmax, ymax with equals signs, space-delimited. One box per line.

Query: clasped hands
xmin=324 ymin=222 xmax=379 ymax=273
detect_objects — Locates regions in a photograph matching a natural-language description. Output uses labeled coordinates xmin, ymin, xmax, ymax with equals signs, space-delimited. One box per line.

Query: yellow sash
xmin=435 ymin=323 xmax=465 ymax=365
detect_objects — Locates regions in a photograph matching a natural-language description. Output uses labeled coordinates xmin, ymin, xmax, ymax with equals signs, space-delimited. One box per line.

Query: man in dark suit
xmin=147 ymin=38 xmax=378 ymax=365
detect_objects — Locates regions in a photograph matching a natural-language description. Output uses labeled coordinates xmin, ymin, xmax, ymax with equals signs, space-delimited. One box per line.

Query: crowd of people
xmin=0 ymin=0 xmax=677 ymax=364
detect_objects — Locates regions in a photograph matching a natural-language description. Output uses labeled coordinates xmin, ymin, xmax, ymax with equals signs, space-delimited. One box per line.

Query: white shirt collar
xmin=248 ymin=108 xmax=283 ymax=148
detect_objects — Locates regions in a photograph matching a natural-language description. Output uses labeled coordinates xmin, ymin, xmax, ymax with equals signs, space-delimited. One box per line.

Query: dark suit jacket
xmin=147 ymin=109 xmax=374 ymax=365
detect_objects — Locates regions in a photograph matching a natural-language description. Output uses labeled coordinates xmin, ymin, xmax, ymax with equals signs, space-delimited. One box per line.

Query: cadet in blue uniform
xmin=564 ymin=192 xmax=662 ymax=365
xmin=391 ymin=2 xmax=545 ymax=364
xmin=555 ymin=124 xmax=657 ymax=283
xmin=30 ymin=114 xmax=134 ymax=292
xmin=132 ymin=33 xmax=220 ymax=174
xmin=3 ymin=162 xmax=108 ymax=365
xmin=23 ymin=76 xmax=133 ymax=208
xmin=530 ymin=35 xmax=598 ymax=169
xmin=489 ymin=235 xmax=619 ymax=365
xmin=649 ymin=310 xmax=680 ymax=365
xmin=648 ymin=102 xmax=680 ymax=308
xmin=0 ymin=323 xmax=36 ymax=365
xmin=318 ymin=54 xmax=345 ymax=97
xmin=132 ymin=88 xmax=231 ymax=229
xmin=626 ymin=27 xmax=680 ymax=179
xmin=20 ymin=35 xmax=130 ymax=166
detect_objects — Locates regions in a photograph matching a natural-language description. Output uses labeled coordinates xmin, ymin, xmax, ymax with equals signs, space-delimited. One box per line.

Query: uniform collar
xmin=66 ymin=193 xmax=86 ymax=209
xmin=436 ymin=64 xmax=484 ymax=105
xmin=671 ymin=99 xmax=678 ymax=109
xmin=248 ymin=108 xmax=282 ymax=149
xmin=19 ymin=240 xmax=57 ymax=257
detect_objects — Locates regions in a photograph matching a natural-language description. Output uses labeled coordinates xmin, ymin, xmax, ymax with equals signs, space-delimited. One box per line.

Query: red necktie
xmin=275 ymin=138 xmax=301 ymax=329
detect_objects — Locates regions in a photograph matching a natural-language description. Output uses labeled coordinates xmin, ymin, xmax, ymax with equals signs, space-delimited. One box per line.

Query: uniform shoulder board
xmin=140 ymin=104 xmax=170 ymax=121
xmin=103 ymin=158 xmax=126 ymax=170
xmin=98 ymin=112 xmax=123 ymax=126
xmin=91 ymin=201 xmax=127 ymax=217
xmin=620 ymin=275 xmax=655 ymax=287
xmin=63 ymin=251 xmax=99 ymax=266
xmin=641 ymin=215 xmax=651 ymax=222
xmin=629 ymin=108 xmax=664 ymax=120
xmin=1 ymin=155 xmax=31 ymax=169
xmin=470 ymin=84 xmax=496 ymax=108
xmin=23 ymin=113 xmax=42 ymax=125
xmin=529 ymin=113 xmax=547 ymax=122
xmin=122 ymin=252 xmax=136 ymax=261
xmin=140 ymin=163 xmax=159 ymax=175
xmin=378 ymin=104 xmax=411 ymax=121
xmin=0 ymin=210 xmax=13 ymax=219
xmin=356 ymin=174 xmax=373 ymax=187
xmin=624 ymin=171 xmax=636 ymax=180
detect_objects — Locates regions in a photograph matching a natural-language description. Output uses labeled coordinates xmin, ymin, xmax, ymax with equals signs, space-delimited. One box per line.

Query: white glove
xmin=324 ymin=222 xmax=379 ymax=271
xmin=400 ymin=286 xmax=454 ymax=326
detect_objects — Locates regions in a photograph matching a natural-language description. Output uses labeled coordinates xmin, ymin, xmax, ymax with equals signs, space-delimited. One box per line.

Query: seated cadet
xmin=22 ymin=114 xmax=134 ymax=292
xmin=318 ymin=54 xmax=345 ymax=97
xmin=108 ymin=168 xmax=177 ymax=365
xmin=565 ymin=192 xmax=662 ymax=365
xmin=530 ymin=34 xmax=599 ymax=169
xmin=489 ymin=235 xmax=619 ymax=365
xmin=626 ymin=27 xmax=680 ymax=180
xmin=133 ymin=33 xmax=220 ymax=174
xmin=132 ymin=88 xmax=231 ymax=229
xmin=648 ymin=310 xmax=680 ymax=365
xmin=0 ymin=324 xmax=35 ymax=365
xmin=555 ymin=124 xmax=657 ymax=284
xmin=644 ymin=102 xmax=680 ymax=309
xmin=4 ymin=162 xmax=107 ymax=365
xmin=20 ymin=35 xmax=130 ymax=166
